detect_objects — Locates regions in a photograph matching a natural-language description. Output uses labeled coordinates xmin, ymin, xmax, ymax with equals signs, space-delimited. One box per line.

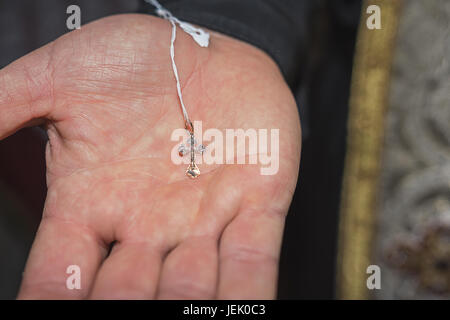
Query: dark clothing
xmin=140 ymin=0 xmax=313 ymax=90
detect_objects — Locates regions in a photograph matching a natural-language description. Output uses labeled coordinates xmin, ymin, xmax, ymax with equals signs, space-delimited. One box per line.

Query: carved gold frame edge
xmin=335 ymin=0 xmax=403 ymax=300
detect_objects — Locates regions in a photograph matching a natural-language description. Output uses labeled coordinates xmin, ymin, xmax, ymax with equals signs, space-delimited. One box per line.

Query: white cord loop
xmin=147 ymin=0 xmax=210 ymax=47
xmin=146 ymin=0 xmax=209 ymax=178
xmin=145 ymin=0 xmax=210 ymax=132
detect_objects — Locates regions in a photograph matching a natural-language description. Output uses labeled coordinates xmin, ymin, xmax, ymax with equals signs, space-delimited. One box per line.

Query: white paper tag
xmin=148 ymin=0 xmax=210 ymax=48
xmin=178 ymin=21 xmax=210 ymax=47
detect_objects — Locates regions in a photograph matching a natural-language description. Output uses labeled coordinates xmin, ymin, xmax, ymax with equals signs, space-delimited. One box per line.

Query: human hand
xmin=0 ymin=14 xmax=300 ymax=299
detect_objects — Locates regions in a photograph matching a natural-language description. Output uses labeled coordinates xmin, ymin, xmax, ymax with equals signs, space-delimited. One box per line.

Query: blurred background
xmin=0 ymin=0 xmax=449 ymax=299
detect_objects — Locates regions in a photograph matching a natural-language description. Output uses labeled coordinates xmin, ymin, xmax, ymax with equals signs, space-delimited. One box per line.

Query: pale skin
xmin=0 ymin=14 xmax=301 ymax=299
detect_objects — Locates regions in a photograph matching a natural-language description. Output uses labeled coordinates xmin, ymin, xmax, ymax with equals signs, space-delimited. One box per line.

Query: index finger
xmin=18 ymin=214 xmax=107 ymax=299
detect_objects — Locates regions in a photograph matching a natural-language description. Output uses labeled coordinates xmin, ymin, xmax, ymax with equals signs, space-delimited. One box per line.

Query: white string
xmin=145 ymin=0 xmax=210 ymax=132
xmin=146 ymin=0 xmax=209 ymax=47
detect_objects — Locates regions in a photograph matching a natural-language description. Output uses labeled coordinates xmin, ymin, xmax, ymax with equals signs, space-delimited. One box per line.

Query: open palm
xmin=0 ymin=14 xmax=301 ymax=299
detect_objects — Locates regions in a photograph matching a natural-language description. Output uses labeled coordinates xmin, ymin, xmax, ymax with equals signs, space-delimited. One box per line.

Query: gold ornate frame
xmin=335 ymin=0 xmax=403 ymax=299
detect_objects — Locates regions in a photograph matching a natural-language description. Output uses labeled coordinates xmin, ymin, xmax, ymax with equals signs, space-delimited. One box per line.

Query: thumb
xmin=0 ymin=43 xmax=55 ymax=140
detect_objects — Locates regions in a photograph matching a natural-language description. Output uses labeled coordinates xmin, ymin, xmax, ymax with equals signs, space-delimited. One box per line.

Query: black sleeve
xmin=139 ymin=0 xmax=314 ymax=89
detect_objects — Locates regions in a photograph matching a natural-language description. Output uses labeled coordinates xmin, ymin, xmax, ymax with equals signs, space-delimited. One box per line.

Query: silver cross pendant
xmin=178 ymin=132 xmax=206 ymax=179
